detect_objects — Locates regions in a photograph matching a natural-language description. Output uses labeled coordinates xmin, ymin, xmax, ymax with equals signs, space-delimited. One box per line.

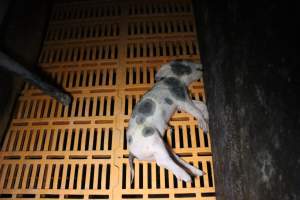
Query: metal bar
xmin=0 ymin=51 xmax=72 ymax=105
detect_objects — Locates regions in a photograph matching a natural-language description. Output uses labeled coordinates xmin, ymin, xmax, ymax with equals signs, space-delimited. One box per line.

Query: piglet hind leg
xmin=165 ymin=144 xmax=205 ymax=177
xmin=152 ymin=135 xmax=192 ymax=182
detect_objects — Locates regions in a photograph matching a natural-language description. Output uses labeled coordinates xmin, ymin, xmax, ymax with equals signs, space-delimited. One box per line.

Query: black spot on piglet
xmin=127 ymin=135 xmax=133 ymax=144
xmin=170 ymin=62 xmax=192 ymax=76
xmin=142 ymin=127 xmax=155 ymax=137
xmin=164 ymin=77 xmax=186 ymax=100
xmin=137 ymin=98 xmax=156 ymax=116
xmin=164 ymin=97 xmax=173 ymax=105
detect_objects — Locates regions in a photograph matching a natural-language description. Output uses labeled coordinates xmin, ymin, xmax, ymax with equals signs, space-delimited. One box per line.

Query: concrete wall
xmin=0 ymin=0 xmax=52 ymax=144
xmin=193 ymin=1 xmax=299 ymax=199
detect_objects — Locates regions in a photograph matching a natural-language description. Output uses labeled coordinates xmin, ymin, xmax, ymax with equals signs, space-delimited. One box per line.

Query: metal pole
xmin=0 ymin=51 xmax=72 ymax=106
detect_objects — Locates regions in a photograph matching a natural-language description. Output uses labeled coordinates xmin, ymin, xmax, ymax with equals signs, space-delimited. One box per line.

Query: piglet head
xmin=155 ymin=61 xmax=203 ymax=85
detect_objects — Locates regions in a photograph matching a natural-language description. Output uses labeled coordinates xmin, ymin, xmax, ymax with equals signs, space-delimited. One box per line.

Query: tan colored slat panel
xmin=0 ymin=1 xmax=215 ymax=199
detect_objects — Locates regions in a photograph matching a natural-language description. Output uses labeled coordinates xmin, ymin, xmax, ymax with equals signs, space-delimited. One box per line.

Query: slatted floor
xmin=0 ymin=0 xmax=216 ymax=199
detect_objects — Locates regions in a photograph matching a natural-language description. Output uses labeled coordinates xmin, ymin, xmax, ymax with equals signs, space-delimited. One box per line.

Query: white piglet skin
xmin=127 ymin=61 xmax=209 ymax=183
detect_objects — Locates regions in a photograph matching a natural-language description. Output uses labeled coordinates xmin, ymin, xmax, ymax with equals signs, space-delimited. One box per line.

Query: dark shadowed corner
xmin=0 ymin=0 xmax=53 ymax=144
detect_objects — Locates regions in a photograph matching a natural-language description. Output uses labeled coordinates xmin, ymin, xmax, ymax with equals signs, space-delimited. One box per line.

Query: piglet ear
xmin=155 ymin=63 xmax=170 ymax=81
xmin=155 ymin=65 xmax=163 ymax=81
xmin=155 ymin=74 xmax=161 ymax=81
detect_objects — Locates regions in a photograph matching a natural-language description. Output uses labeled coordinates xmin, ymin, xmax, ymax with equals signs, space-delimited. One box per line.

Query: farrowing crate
xmin=0 ymin=0 xmax=216 ymax=199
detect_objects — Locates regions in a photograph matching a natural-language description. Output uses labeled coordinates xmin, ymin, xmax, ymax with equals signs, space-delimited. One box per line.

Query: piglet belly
xmin=129 ymin=140 xmax=154 ymax=161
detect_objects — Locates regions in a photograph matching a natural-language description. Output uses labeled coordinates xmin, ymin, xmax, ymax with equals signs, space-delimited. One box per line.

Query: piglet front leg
xmin=178 ymin=99 xmax=209 ymax=133
xmin=192 ymin=100 xmax=209 ymax=125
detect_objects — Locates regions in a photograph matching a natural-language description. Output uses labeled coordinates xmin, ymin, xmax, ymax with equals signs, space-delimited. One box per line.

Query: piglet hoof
xmin=198 ymin=120 xmax=208 ymax=134
xmin=203 ymin=125 xmax=209 ymax=134
xmin=173 ymin=168 xmax=192 ymax=182
xmin=194 ymin=168 xmax=206 ymax=177
xmin=177 ymin=173 xmax=192 ymax=182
